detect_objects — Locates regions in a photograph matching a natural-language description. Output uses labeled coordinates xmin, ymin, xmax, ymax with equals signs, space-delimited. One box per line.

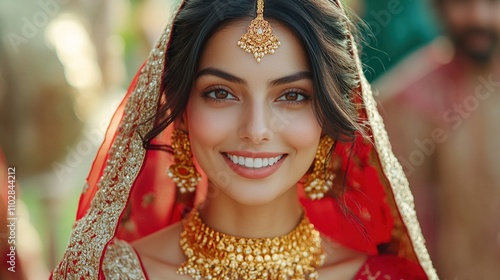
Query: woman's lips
xmin=222 ymin=152 xmax=287 ymax=179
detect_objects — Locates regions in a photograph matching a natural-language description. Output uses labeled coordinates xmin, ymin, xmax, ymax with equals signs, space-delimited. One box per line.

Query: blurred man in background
xmin=377 ymin=0 xmax=500 ymax=278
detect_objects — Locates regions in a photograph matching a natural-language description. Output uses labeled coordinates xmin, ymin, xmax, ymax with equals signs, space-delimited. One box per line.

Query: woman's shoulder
xmin=354 ymin=254 xmax=428 ymax=280
xmin=118 ymin=222 xmax=187 ymax=280
xmin=103 ymin=222 xmax=187 ymax=280
xmin=103 ymin=239 xmax=147 ymax=279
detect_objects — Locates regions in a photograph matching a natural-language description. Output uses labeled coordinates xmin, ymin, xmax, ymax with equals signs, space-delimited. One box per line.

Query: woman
xmin=52 ymin=0 xmax=438 ymax=279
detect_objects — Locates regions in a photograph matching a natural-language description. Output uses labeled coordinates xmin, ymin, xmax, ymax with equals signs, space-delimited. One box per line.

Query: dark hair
xmin=142 ymin=0 xmax=363 ymax=149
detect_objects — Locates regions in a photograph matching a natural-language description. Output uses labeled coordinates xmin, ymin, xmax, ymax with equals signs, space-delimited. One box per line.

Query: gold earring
xmin=304 ymin=135 xmax=335 ymax=200
xmin=167 ymin=129 xmax=201 ymax=193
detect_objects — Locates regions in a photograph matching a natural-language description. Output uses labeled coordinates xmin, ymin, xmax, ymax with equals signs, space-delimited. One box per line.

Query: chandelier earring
xmin=304 ymin=135 xmax=335 ymax=200
xmin=167 ymin=129 xmax=201 ymax=193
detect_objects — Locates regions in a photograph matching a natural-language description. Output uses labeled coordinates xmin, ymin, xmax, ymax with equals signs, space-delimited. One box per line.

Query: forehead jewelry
xmin=237 ymin=0 xmax=281 ymax=62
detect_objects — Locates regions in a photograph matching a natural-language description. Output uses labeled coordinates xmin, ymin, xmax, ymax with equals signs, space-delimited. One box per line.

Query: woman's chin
xmin=219 ymin=186 xmax=295 ymax=207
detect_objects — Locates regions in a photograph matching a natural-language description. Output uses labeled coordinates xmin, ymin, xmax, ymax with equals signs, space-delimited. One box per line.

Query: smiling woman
xmin=51 ymin=1 xmax=437 ymax=280
xmin=184 ymin=21 xmax=321 ymax=208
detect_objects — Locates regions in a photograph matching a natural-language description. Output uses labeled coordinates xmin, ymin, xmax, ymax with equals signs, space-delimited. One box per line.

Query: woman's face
xmin=185 ymin=21 xmax=322 ymax=206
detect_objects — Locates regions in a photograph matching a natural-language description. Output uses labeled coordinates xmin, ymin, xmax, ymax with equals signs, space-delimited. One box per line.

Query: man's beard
xmin=450 ymin=27 xmax=499 ymax=64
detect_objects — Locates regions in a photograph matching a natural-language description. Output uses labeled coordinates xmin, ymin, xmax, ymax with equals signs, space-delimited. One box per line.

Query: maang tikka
xmin=237 ymin=0 xmax=281 ymax=62
xmin=167 ymin=129 xmax=201 ymax=193
xmin=304 ymin=135 xmax=336 ymax=200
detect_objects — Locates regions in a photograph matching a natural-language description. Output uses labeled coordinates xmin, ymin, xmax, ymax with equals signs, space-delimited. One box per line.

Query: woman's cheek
xmin=281 ymin=109 xmax=321 ymax=147
xmin=187 ymin=100 xmax=235 ymax=145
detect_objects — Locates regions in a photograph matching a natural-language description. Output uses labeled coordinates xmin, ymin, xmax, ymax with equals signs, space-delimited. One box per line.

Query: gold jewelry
xmin=178 ymin=209 xmax=325 ymax=280
xmin=167 ymin=129 xmax=201 ymax=193
xmin=237 ymin=0 xmax=281 ymax=63
xmin=304 ymin=135 xmax=335 ymax=200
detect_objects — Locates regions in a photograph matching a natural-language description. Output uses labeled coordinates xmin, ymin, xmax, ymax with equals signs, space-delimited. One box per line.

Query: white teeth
xmin=269 ymin=157 xmax=276 ymax=165
xmin=245 ymin=157 xmax=254 ymax=168
xmin=226 ymin=153 xmax=283 ymax=169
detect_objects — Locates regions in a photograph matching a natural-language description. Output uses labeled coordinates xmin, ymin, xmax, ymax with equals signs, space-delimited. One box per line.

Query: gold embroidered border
xmin=361 ymin=78 xmax=438 ymax=280
xmin=103 ymin=239 xmax=147 ymax=279
xmin=52 ymin=24 xmax=171 ymax=280
xmin=332 ymin=1 xmax=438 ymax=279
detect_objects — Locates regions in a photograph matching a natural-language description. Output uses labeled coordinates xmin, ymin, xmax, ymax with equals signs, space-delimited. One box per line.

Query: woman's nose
xmin=238 ymin=100 xmax=273 ymax=145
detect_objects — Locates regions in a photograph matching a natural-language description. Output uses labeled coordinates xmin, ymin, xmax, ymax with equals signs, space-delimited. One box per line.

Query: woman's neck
xmin=198 ymin=184 xmax=303 ymax=238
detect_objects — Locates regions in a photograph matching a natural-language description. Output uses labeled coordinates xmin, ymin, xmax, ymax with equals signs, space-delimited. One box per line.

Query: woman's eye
xmin=277 ymin=91 xmax=308 ymax=102
xmin=205 ymin=88 xmax=236 ymax=100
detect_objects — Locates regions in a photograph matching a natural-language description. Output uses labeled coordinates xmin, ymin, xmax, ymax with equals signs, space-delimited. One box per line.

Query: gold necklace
xmin=177 ymin=209 xmax=325 ymax=280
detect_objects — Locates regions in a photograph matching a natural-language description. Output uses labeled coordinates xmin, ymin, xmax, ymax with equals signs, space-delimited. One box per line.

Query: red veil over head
xmin=52 ymin=1 xmax=437 ymax=279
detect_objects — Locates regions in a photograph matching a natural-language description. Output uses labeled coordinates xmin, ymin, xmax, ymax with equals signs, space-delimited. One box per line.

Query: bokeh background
xmin=2 ymin=0 xmax=496 ymax=279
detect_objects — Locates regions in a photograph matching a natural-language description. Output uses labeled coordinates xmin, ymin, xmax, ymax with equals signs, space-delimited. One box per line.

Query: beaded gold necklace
xmin=177 ymin=209 xmax=325 ymax=280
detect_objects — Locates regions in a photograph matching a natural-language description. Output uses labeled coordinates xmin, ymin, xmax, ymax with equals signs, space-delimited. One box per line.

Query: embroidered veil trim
xmin=51 ymin=24 xmax=171 ymax=280
xmin=336 ymin=0 xmax=438 ymax=277
xmin=103 ymin=239 xmax=146 ymax=280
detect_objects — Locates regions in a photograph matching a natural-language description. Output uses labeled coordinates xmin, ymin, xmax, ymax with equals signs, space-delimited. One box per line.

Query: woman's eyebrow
xmin=195 ymin=67 xmax=312 ymax=87
xmin=268 ymin=71 xmax=312 ymax=87
xmin=196 ymin=67 xmax=246 ymax=85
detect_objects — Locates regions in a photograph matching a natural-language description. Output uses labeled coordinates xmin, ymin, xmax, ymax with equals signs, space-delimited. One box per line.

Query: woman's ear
xmin=174 ymin=110 xmax=189 ymax=132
